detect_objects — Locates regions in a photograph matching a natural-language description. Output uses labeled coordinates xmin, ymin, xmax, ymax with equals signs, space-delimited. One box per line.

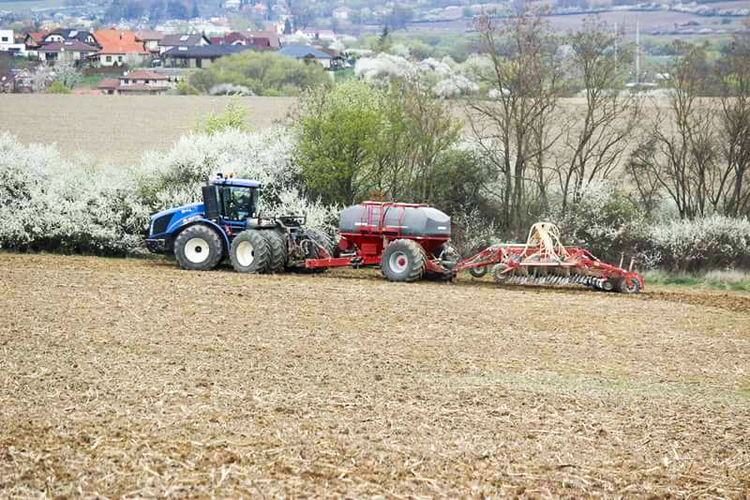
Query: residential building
xmin=37 ymin=40 xmax=99 ymax=63
xmin=98 ymin=70 xmax=176 ymax=95
xmin=158 ymin=33 xmax=211 ymax=54
xmin=278 ymin=44 xmax=336 ymax=69
xmin=332 ymin=7 xmax=352 ymax=20
xmin=300 ymin=29 xmax=336 ymax=42
xmin=23 ymin=31 xmax=47 ymax=57
xmin=134 ymin=30 xmax=165 ymax=55
xmin=162 ymin=44 xmax=250 ymax=69
xmin=0 ymin=29 xmax=25 ymax=55
xmin=209 ymin=30 xmax=279 ymax=50
xmin=42 ymin=29 xmax=98 ymax=46
xmin=92 ymin=30 xmax=150 ymax=67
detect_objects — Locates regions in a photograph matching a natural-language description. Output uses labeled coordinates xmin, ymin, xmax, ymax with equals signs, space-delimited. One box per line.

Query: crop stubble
xmin=0 ymin=253 xmax=748 ymax=496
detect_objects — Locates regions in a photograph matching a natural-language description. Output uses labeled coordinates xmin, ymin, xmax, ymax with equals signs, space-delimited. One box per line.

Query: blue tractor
xmin=143 ymin=175 xmax=334 ymax=272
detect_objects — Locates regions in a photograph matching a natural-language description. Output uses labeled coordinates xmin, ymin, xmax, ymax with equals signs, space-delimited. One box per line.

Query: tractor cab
xmin=203 ymin=176 xmax=261 ymax=227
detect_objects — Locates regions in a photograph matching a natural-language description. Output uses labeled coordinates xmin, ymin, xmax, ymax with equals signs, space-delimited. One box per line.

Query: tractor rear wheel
xmin=174 ymin=225 xmax=224 ymax=271
xmin=380 ymin=239 xmax=426 ymax=282
xmin=262 ymin=230 xmax=287 ymax=273
xmin=230 ymin=230 xmax=271 ymax=273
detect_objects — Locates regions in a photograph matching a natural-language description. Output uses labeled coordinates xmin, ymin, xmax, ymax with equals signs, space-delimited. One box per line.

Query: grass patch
xmin=645 ymin=269 xmax=750 ymax=291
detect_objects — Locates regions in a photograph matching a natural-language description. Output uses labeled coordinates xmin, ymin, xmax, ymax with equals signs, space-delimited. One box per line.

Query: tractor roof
xmin=213 ymin=179 xmax=261 ymax=188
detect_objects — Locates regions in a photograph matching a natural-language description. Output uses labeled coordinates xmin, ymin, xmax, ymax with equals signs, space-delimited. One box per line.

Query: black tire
xmin=469 ymin=266 xmax=488 ymax=278
xmin=262 ymin=230 xmax=287 ymax=273
xmin=618 ymin=276 xmax=642 ymax=294
xmin=380 ymin=239 xmax=426 ymax=282
xmin=229 ymin=230 xmax=271 ymax=273
xmin=174 ymin=224 xmax=224 ymax=271
xmin=304 ymin=228 xmax=335 ymax=258
xmin=492 ymin=263 xmax=510 ymax=284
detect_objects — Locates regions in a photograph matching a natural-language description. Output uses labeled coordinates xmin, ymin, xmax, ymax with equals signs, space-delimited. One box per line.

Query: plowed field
xmin=1 ymin=253 xmax=749 ymax=497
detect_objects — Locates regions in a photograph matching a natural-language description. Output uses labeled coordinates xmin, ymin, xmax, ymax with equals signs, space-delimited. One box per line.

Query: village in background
xmin=1 ymin=0 xmax=750 ymax=95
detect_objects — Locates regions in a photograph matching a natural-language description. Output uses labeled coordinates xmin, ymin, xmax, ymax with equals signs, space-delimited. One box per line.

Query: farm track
xmin=0 ymin=253 xmax=748 ymax=497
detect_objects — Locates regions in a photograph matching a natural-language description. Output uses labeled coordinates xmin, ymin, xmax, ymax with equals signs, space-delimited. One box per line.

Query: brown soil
xmin=1 ymin=253 xmax=748 ymax=497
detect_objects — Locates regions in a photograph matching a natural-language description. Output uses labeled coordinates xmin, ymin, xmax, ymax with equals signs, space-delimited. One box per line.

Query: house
xmin=37 ymin=40 xmax=99 ymax=63
xmin=209 ymin=30 xmax=279 ymax=50
xmin=278 ymin=44 xmax=334 ymax=69
xmin=42 ymin=29 xmax=99 ymax=47
xmin=300 ymin=29 xmax=336 ymax=42
xmin=22 ymin=31 xmax=47 ymax=57
xmin=158 ymin=33 xmax=211 ymax=54
xmin=162 ymin=44 xmax=250 ymax=68
xmin=98 ymin=70 xmax=176 ymax=95
xmin=332 ymin=7 xmax=352 ymax=20
xmin=92 ymin=30 xmax=150 ymax=67
xmin=0 ymin=29 xmax=25 ymax=55
xmin=134 ymin=30 xmax=165 ymax=55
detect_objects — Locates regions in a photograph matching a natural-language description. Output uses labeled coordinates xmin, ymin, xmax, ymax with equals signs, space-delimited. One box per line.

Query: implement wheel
xmin=492 ymin=263 xmax=511 ymax=284
xmin=469 ymin=266 xmax=488 ymax=278
xmin=174 ymin=225 xmax=224 ymax=271
xmin=618 ymin=276 xmax=642 ymax=294
xmin=380 ymin=239 xmax=426 ymax=282
xmin=230 ymin=230 xmax=271 ymax=273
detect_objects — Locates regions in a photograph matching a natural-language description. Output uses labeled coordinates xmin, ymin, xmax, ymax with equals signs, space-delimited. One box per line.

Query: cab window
xmin=222 ymin=187 xmax=254 ymax=221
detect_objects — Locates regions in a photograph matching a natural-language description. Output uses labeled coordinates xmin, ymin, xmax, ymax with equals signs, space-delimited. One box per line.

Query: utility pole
xmin=635 ymin=20 xmax=640 ymax=87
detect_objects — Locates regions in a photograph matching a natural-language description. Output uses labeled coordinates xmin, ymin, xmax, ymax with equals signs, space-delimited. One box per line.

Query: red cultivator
xmin=454 ymin=222 xmax=644 ymax=294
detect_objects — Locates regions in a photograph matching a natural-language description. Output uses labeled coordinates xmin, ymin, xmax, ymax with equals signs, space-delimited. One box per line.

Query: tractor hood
xmin=149 ymin=202 xmax=205 ymax=237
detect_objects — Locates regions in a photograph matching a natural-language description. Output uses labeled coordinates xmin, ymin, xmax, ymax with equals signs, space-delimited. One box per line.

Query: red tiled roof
xmin=94 ymin=30 xmax=149 ymax=55
xmin=98 ymin=78 xmax=120 ymax=90
xmin=123 ymin=70 xmax=168 ymax=80
xmin=27 ymin=31 xmax=48 ymax=44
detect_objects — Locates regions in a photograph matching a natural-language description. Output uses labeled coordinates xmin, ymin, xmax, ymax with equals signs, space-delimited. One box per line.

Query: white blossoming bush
xmin=355 ymin=53 xmax=478 ymax=98
xmin=450 ymin=207 xmax=501 ymax=256
xmin=648 ymin=215 xmax=750 ymax=271
xmin=134 ymin=127 xmax=338 ymax=233
xmin=0 ymin=128 xmax=337 ymax=257
xmin=0 ymin=133 xmax=148 ymax=255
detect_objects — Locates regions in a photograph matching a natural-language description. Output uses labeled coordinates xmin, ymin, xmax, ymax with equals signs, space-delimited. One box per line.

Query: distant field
xmin=0 ymin=0 xmax=66 ymax=12
xmin=0 ymin=94 xmax=669 ymax=167
xmin=0 ymin=95 xmax=297 ymax=166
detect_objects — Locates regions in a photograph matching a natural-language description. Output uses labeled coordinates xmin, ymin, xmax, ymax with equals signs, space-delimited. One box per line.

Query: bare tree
xmin=718 ymin=22 xmax=750 ymax=217
xmin=627 ymin=42 xmax=724 ymax=219
xmin=467 ymin=8 xmax=562 ymax=231
xmin=557 ymin=18 xmax=640 ymax=213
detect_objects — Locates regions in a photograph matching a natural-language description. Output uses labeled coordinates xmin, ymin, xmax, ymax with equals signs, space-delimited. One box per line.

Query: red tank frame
xmin=304 ymin=201 xmax=450 ymax=272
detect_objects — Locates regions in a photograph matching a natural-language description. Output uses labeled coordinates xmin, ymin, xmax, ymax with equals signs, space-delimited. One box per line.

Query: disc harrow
xmin=454 ymin=222 xmax=644 ymax=294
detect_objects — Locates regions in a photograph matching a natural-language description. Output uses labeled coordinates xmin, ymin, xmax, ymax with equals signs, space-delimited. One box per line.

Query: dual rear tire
xmin=230 ymin=229 xmax=288 ymax=274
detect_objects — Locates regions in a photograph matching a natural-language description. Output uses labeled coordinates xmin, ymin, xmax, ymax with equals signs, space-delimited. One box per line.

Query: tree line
xmin=296 ymin=11 xmax=750 ymax=242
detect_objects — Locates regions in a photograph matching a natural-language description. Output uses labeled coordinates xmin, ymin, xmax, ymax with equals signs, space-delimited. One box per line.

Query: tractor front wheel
xmin=174 ymin=225 xmax=224 ymax=271
xmin=380 ymin=239 xmax=426 ymax=282
xmin=230 ymin=230 xmax=271 ymax=273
